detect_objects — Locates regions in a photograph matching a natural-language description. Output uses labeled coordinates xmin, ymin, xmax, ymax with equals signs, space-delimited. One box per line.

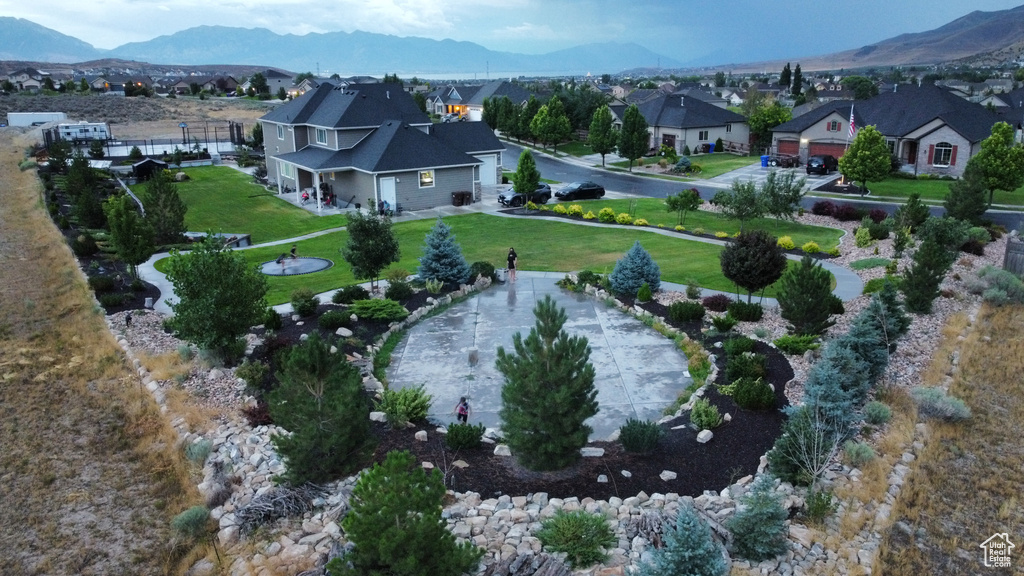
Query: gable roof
xmin=261 ymin=83 xmax=429 ymax=129
xmin=773 ymin=84 xmax=1003 ymax=143
xmin=429 ymin=122 xmax=505 ymax=154
xmin=275 ymin=121 xmax=480 ymax=174
xmin=638 ymin=93 xmax=746 ymax=129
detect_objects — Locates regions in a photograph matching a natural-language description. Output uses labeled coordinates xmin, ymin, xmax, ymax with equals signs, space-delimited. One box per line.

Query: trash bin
xmin=709 ymin=143 xmax=715 ymax=153
xmin=761 ymin=155 xmax=770 ymax=167
xmin=452 ymin=192 xmax=464 ymax=206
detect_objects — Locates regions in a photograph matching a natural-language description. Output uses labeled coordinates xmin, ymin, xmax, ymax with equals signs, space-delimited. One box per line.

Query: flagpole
xmin=846 ymin=103 xmax=854 ymax=149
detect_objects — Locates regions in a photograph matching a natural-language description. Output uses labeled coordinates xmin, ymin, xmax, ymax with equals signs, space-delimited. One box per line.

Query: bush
xmin=833 ymin=204 xmax=862 ymax=222
xmin=469 ymin=261 xmax=497 ymax=282
xmin=376 ymin=385 xmax=432 ymax=427
xmin=619 ymin=418 xmax=664 ymax=454
xmin=236 ymin=359 xmax=269 ymax=394
xmin=263 ymin=307 xmax=282 ymax=330
xmin=290 ymin=288 xmax=319 ymax=317
xmin=850 ymin=257 xmax=891 ymax=270
xmin=868 ymin=219 xmax=891 ymax=240
xmin=445 ymin=422 xmax=485 ymax=450
xmin=385 ymin=280 xmax=414 ymax=301
xmin=184 ymin=439 xmax=213 ymax=465
xmin=424 ymin=278 xmax=444 ymax=294
xmin=318 ymin=309 xmax=350 ymax=330
xmin=727 ymin=475 xmax=788 ymax=561
xmin=636 ymin=503 xmax=728 ymax=576
xmin=552 ymin=203 xmax=568 ymax=214
xmin=98 ymin=293 xmax=125 ymax=307
xmin=868 ymin=208 xmax=888 ymax=223
xmin=961 ymin=239 xmax=985 ymax=255
xmin=241 ymin=400 xmax=272 ymax=426
xmin=911 ymin=387 xmax=971 ymax=421
xmin=773 ymin=334 xmax=819 ymax=355
xmin=711 ymin=314 xmax=738 ymax=332
xmin=633 ymin=218 xmax=649 ymax=226
xmin=597 ymin=207 xmax=616 ymax=223
xmin=536 ymin=510 xmax=616 ymax=569
xmin=609 ymin=241 xmax=661 ymax=296
xmin=637 ymin=282 xmax=652 ymax=302
xmin=863 ymin=401 xmax=892 ymax=425
xmin=722 ymin=335 xmax=756 ymax=357
xmin=862 ymin=277 xmax=892 ymax=294
xmin=583 ymin=210 xmax=597 ymax=220
xmin=733 ymin=377 xmax=775 ymax=410
xmin=567 ymin=204 xmax=584 ymax=217
xmin=690 ymin=398 xmax=722 ymax=430
xmin=332 ymin=284 xmax=370 ymax=304
xmin=71 ymin=233 xmax=99 ymax=256
xmin=843 ymin=441 xmax=876 ymax=467
xmin=577 ymin=269 xmax=603 ymax=287
xmin=727 ymin=301 xmax=763 ymax=322
xmin=668 ymin=300 xmax=705 ymax=322
xmin=615 ymin=212 xmax=633 ymax=224
xmin=967 ymin=226 xmax=990 ymax=244
xmin=855 ymin=226 xmax=874 ymax=248
xmin=351 ymin=298 xmax=409 ymax=322
xmin=702 ymin=293 xmax=731 ymax=312
xmin=804 ymin=489 xmax=838 ymax=524
xmin=88 ymin=275 xmax=115 ymax=293
xmin=802 ymin=241 xmax=820 ymax=254
xmin=171 ymin=506 xmax=210 ymax=540
xmin=685 ymin=280 xmax=701 ymax=300
xmin=811 ymin=201 xmax=836 ymax=216
xmin=777 ymin=236 xmax=795 ymax=250
xmin=726 ymin=352 xmax=767 ymax=382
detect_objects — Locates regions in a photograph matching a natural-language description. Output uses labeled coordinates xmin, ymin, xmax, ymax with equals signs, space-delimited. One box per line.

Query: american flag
xmin=848 ymin=105 xmax=856 ymax=139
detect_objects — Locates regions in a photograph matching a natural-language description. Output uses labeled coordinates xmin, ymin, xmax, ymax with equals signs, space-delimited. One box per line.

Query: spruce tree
xmin=417 ymin=217 xmax=471 ymax=285
xmin=901 ymin=238 xmax=947 ymax=314
xmin=776 ymin=254 xmax=841 ymax=336
xmin=802 ymin=342 xmax=870 ymax=436
xmin=727 ymin=474 xmax=788 ymax=561
xmin=269 ymin=333 xmax=371 ymax=485
xmin=719 ymin=230 xmax=787 ymax=303
xmin=144 ymin=171 xmax=187 ymax=244
xmin=637 ymin=504 xmax=727 ymax=576
xmin=877 ymin=279 xmax=911 ymax=337
xmin=892 ymin=192 xmax=930 ymax=233
xmin=330 ymin=450 xmax=482 ymax=576
xmin=496 ymin=295 xmax=599 ymax=471
xmin=834 ymin=311 xmax=889 ymax=384
xmin=609 ymin=241 xmax=662 ymax=297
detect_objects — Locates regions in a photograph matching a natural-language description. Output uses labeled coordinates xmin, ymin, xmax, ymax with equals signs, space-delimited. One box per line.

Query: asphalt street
xmin=502 ymin=142 xmax=1023 ymax=231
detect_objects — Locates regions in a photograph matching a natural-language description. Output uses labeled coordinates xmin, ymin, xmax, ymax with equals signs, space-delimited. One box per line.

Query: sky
xmin=5 ymin=0 xmax=1024 ymax=65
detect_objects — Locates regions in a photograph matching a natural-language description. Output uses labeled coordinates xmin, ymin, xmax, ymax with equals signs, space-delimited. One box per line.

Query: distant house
xmin=424 ymin=81 xmax=532 ymax=121
xmin=264 ymin=69 xmax=293 ymax=95
xmin=638 ymin=92 xmax=750 ymax=155
xmin=771 ymin=84 xmax=1005 ymax=177
xmin=260 ymin=83 xmax=505 ymax=211
xmin=8 ymin=68 xmax=45 ymax=91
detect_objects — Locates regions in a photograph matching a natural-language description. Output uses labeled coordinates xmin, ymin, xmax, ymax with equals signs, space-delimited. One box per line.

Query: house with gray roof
xmin=260 ymin=83 xmax=504 ymax=211
xmin=426 ymin=81 xmax=532 ymax=121
xmin=771 ymin=84 xmax=1004 ymax=177
xmin=638 ymin=93 xmax=750 ymax=155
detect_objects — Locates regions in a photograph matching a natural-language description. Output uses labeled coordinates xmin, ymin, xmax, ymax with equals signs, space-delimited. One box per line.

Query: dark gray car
xmin=806 ymin=154 xmax=838 ymax=175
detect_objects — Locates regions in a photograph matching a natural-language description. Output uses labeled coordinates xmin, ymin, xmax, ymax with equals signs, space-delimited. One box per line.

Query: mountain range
xmin=4 ymin=6 xmax=1024 ymax=77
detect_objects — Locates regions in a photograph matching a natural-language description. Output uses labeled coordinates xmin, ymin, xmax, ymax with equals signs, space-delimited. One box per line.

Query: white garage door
xmin=479 ymin=154 xmax=497 ymax=185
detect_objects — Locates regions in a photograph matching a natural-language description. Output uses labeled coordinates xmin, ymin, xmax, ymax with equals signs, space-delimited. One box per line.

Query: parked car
xmin=441 ymin=113 xmax=464 ymax=123
xmin=498 ymin=183 xmax=551 ymax=207
xmin=555 ymin=181 xmax=605 ymax=201
xmin=768 ymin=154 xmax=799 ymax=168
xmin=806 ymin=154 xmax=838 ymax=175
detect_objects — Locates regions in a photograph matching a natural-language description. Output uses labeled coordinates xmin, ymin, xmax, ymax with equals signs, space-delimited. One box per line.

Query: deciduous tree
xmin=513 ymin=149 xmax=541 ymax=196
xmin=711 ymin=180 xmax=763 ymax=232
xmin=587 ymin=104 xmax=618 ymax=167
xmin=665 ymin=188 xmax=702 ymax=226
xmin=342 ymin=211 xmax=400 ymax=290
xmin=617 ymin=104 xmax=649 ymax=171
xmin=164 ymin=235 xmax=268 ymax=362
xmin=746 ymin=100 xmax=791 ymax=154
xmin=143 ymin=171 xmax=187 ymax=245
xmin=760 ymin=170 xmax=807 ymax=223
xmin=838 ymin=125 xmax=891 ymax=195
xmin=103 ymin=194 xmax=154 ymax=279
xmin=496 ymin=296 xmax=599 ymax=471
xmin=964 ymin=121 xmax=1024 ymax=207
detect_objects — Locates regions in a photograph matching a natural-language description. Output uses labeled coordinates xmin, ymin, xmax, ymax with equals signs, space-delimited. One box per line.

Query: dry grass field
xmin=0 ymin=131 xmax=203 ymax=575
xmin=877 ymin=307 xmax=1024 ymax=575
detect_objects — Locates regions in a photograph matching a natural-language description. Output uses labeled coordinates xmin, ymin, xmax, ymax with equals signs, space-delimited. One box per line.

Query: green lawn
xmin=157 ymin=213 xmax=814 ymax=305
xmin=547 ymin=198 xmax=843 ymax=249
xmin=609 ymin=153 xmax=759 ymax=179
xmin=154 ymin=166 xmax=348 ymax=243
xmin=859 ymin=177 xmax=1024 ymax=207
xmin=557 ymin=141 xmax=594 ymax=157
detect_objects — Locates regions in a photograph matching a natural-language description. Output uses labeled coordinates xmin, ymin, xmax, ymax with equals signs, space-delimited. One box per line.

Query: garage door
xmin=777 ymin=140 xmax=799 ymax=155
xmin=809 ymin=142 xmax=848 ymax=158
xmin=478 ymin=154 xmax=497 ymax=185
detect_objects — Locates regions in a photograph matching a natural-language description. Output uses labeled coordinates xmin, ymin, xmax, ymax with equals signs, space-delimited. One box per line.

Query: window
xmin=315 ymin=128 xmax=327 ymax=145
xmin=277 ymin=124 xmax=284 ymax=139
xmin=419 ymin=170 xmax=435 ymax=188
xmin=826 ymin=121 xmax=841 ymax=132
xmin=698 ymin=130 xmax=709 ymax=141
xmin=932 ymin=142 xmax=953 ymax=166
xmin=280 ymin=162 xmax=294 ymax=178
xmin=887 ymin=139 xmax=896 ymax=154
xmin=725 ymin=124 xmax=732 ymax=133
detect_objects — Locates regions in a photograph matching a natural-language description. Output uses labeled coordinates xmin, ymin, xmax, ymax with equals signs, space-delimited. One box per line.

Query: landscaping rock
xmin=414 ymin=430 xmax=428 ymax=441
xmin=659 ymin=471 xmax=677 ymax=481
xmin=580 ymin=447 xmax=604 ymax=457
xmin=697 ymin=430 xmax=713 ymax=443
xmin=369 ymin=411 xmax=387 ymax=422
xmin=494 ymin=444 xmax=511 ymax=457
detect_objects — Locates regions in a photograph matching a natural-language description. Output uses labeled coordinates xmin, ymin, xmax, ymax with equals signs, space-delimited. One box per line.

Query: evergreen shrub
xmin=88 ymin=275 xmax=115 ymax=293
xmin=615 ymin=212 xmax=633 ymax=224
xmin=685 ymin=280 xmax=702 ymax=300
xmin=773 ymin=334 xmax=819 ymax=355
xmin=733 ymin=377 xmax=775 ymax=410
xmin=726 ymin=353 xmax=767 ymax=382
xmin=619 ymin=418 xmax=663 ymax=454
xmin=690 ymin=398 xmax=722 ymax=430
xmin=635 ymin=504 xmax=727 ymax=576
xmin=351 ymin=299 xmax=409 ymax=322
xmin=711 ymin=314 xmax=738 ymax=332
xmin=290 ymin=288 xmax=319 ymax=317
xmin=726 ymin=475 xmax=788 ymax=561
xmin=863 ymin=401 xmax=892 ymax=425
xmin=445 ymin=422 xmax=485 ymax=450
xmin=417 ymin=217 xmax=471 ymax=284
xmin=263 ymin=307 xmax=282 ymax=330
xmin=376 ymin=385 xmax=432 ymax=427
xmin=912 ymin=387 xmax=971 ymax=421
xmin=171 ymin=506 xmax=210 ymax=540
xmin=598 ymin=207 xmax=616 ymax=223
xmin=385 ymin=280 xmax=414 ymax=301
xmin=802 ymin=241 xmax=820 ymax=253
xmin=668 ymin=301 xmax=705 ymax=322
xmin=777 ymin=236 xmax=795 ymax=250
xmin=469 ymin=261 xmax=497 ymax=282
xmin=843 ymin=441 xmax=875 ymax=467
xmin=318 ymin=310 xmax=350 ymax=330
xmin=637 ymin=282 xmax=653 ymax=302
xmin=332 ymin=284 xmax=369 ymax=304
xmin=536 ymin=510 xmax=615 ymax=569
xmin=609 ymin=241 xmax=661 ymax=296
xmin=727 ymin=301 xmax=763 ymax=322
xmin=722 ymin=335 xmax=756 ymax=357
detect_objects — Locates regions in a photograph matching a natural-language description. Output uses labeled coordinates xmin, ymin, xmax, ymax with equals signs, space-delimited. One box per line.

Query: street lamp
xmin=179 ymin=122 xmax=188 ymax=145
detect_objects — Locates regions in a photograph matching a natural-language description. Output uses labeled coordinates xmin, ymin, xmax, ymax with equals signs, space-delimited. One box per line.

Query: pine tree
xmin=496 ymin=296 xmax=599 ymax=471
xmin=269 ymin=333 xmax=372 ymax=485
xmin=609 ymin=241 xmax=662 ymax=297
xmin=892 ymin=192 xmax=929 ymax=233
xmin=776 ymin=255 xmax=840 ymax=336
xmin=943 ymin=165 xmax=988 ymax=225
xmin=719 ymin=230 xmax=787 ymax=303
xmin=877 ymin=278 xmax=911 ymax=337
xmin=791 ymin=64 xmax=803 ymax=96
xmin=417 ymin=217 xmax=471 ymax=285
xmin=330 ymin=450 xmax=483 ymax=576
xmin=636 ymin=504 xmax=727 ymax=576
xmin=726 ymin=474 xmax=788 ymax=561
xmin=901 ymin=238 xmax=947 ymax=314
xmin=144 ymin=171 xmax=187 ymax=244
